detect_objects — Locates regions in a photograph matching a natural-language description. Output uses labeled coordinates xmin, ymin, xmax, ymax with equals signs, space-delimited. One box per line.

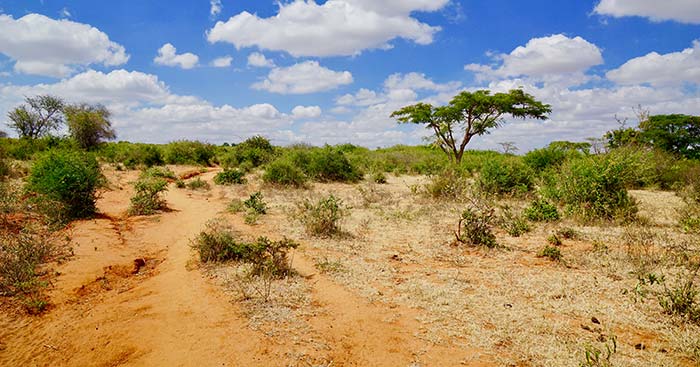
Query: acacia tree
xmin=639 ymin=114 xmax=700 ymax=159
xmin=391 ymin=89 xmax=551 ymax=164
xmin=7 ymin=95 xmax=65 ymax=139
xmin=65 ymin=104 xmax=116 ymax=150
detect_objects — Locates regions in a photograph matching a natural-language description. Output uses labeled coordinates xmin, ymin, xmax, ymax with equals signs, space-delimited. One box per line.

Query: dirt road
xmin=0 ymin=171 xmax=488 ymax=366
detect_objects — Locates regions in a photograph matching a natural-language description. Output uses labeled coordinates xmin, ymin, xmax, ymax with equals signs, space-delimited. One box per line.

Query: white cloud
xmin=336 ymin=72 xmax=461 ymax=107
xmin=252 ymin=61 xmax=353 ymax=94
xmin=210 ymin=0 xmax=223 ymax=17
xmin=384 ymin=72 xmax=462 ymax=92
xmin=594 ymin=0 xmax=700 ymax=24
xmin=606 ymin=40 xmax=700 ymax=87
xmin=211 ymin=56 xmax=233 ymax=68
xmin=206 ymin=0 xmax=447 ymax=57
xmin=59 ymin=7 xmax=71 ymax=18
xmin=247 ymin=52 xmax=275 ymax=68
xmin=0 ymin=13 xmax=129 ymax=77
xmin=465 ymin=34 xmax=603 ymax=86
xmin=292 ymin=105 xmax=322 ymax=119
xmin=154 ymin=43 xmax=199 ymax=69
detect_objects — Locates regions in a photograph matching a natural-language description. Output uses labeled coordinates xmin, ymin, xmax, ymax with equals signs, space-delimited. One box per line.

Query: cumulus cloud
xmin=336 ymin=72 xmax=461 ymax=107
xmin=154 ymin=43 xmax=199 ymax=69
xmin=252 ymin=61 xmax=353 ymax=94
xmin=594 ymin=0 xmax=700 ymax=24
xmin=210 ymin=0 xmax=223 ymax=17
xmin=292 ymin=105 xmax=322 ymax=119
xmin=247 ymin=52 xmax=275 ymax=68
xmin=206 ymin=0 xmax=447 ymax=57
xmin=606 ymin=40 xmax=700 ymax=86
xmin=211 ymin=56 xmax=233 ymax=68
xmin=0 ymin=13 xmax=129 ymax=77
xmin=465 ymin=34 xmax=603 ymax=86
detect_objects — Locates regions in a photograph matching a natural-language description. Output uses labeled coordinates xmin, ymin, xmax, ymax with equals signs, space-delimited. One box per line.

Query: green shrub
xmin=141 ymin=166 xmax=176 ymax=180
xmin=556 ymin=227 xmax=580 ymax=240
xmin=297 ymin=195 xmax=348 ymax=237
xmin=220 ymin=135 xmax=275 ymax=169
xmin=477 ymin=158 xmax=533 ymax=196
xmin=192 ymin=220 xmax=298 ymax=277
xmin=455 ymin=203 xmax=498 ymax=248
xmin=0 ymin=148 xmax=9 ymax=180
xmin=26 ymin=150 xmax=105 ymax=221
xmin=98 ymin=142 xmax=164 ymax=168
xmin=547 ymin=234 xmax=563 ymax=246
xmin=164 ymin=140 xmax=216 ymax=166
xmin=263 ymin=159 xmax=307 ymax=187
xmin=128 ymin=177 xmax=168 ymax=216
xmin=371 ymin=171 xmax=387 ymax=184
xmin=538 ymin=245 xmax=562 ymax=261
xmin=425 ymin=166 xmax=470 ymax=200
xmin=499 ymin=206 xmax=530 ymax=237
xmin=523 ymin=199 xmax=560 ymax=222
xmin=302 ymin=146 xmax=362 ymax=183
xmin=213 ymin=168 xmax=246 ymax=185
xmin=244 ymin=192 xmax=267 ymax=215
xmin=185 ymin=177 xmax=210 ymax=191
xmin=659 ymin=270 xmax=700 ymax=324
xmin=542 ymin=155 xmax=638 ymax=222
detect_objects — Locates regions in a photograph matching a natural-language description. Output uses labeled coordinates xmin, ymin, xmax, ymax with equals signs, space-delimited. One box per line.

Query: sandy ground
xmin=0 ymin=167 xmax=698 ymax=366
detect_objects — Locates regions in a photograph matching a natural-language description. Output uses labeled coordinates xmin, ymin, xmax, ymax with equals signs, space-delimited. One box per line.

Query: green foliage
xmin=580 ymin=337 xmax=617 ymax=367
xmin=523 ymin=141 xmax=587 ymax=172
xmin=262 ymin=158 xmax=308 ymax=187
xmin=220 ymin=135 xmax=276 ymax=168
xmin=0 ymin=229 xmax=55 ymax=297
xmin=391 ymin=89 xmax=551 ymax=163
xmin=26 ymin=150 xmax=105 ymax=221
xmin=371 ymin=171 xmax=387 ymax=184
xmin=425 ymin=166 xmax=470 ymax=200
xmin=547 ymin=234 xmax=563 ymax=246
xmin=164 ymin=140 xmax=216 ymax=166
xmin=7 ymin=95 xmax=64 ymax=139
xmin=213 ymin=168 xmax=246 ymax=185
xmin=128 ymin=176 xmax=168 ymax=216
xmin=345 ymin=144 xmax=447 ymax=175
xmin=98 ymin=142 xmax=164 ymax=168
xmin=498 ymin=206 xmax=530 ymax=237
xmin=542 ymin=155 xmax=638 ymax=222
xmin=455 ymin=202 xmax=498 ymax=248
xmin=64 ymin=104 xmax=116 ymax=150
xmin=244 ymin=192 xmax=267 ymax=215
xmin=297 ymin=146 xmax=363 ymax=183
xmin=141 ymin=166 xmax=176 ymax=180
xmin=556 ymin=227 xmax=580 ymax=240
xmin=538 ymin=245 xmax=562 ymax=261
xmin=523 ymin=199 xmax=560 ymax=222
xmin=639 ymin=114 xmax=700 ymax=159
xmin=477 ymin=157 xmax=533 ymax=195
xmin=297 ymin=195 xmax=348 ymax=237
xmin=185 ymin=177 xmax=210 ymax=191
xmin=659 ymin=269 xmax=700 ymax=324
xmin=0 ymin=146 xmax=9 ymax=180
xmin=192 ymin=220 xmax=298 ymax=278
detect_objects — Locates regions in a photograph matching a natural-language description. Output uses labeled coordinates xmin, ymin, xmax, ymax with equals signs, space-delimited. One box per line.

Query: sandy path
xmin=0 ymin=172 xmax=490 ymax=366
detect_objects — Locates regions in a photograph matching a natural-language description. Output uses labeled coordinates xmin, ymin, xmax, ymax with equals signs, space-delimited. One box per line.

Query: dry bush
xmin=128 ymin=177 xmax=168 ymax=216
xmin=425 ymin=166 xmax=470 ymax=200
xmin=454 ymin=196 xmax=498 ymax=248
xmin=296 ymin=195 xmax=349 ymax=238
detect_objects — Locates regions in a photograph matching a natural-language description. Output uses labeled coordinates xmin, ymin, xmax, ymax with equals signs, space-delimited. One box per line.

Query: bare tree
xmin=497 ymin=141 xmax=518 ymax=155
xmin=7 ymin=95 xmax=65 ymax=139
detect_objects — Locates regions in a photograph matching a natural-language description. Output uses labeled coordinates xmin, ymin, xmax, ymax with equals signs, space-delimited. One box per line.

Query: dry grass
xmin=210 ymin=171 xmax=700 ymax=366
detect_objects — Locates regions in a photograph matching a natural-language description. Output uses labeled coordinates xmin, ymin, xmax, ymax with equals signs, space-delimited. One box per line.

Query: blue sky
xmin=0 ymin=0 xmax=699 ymax=151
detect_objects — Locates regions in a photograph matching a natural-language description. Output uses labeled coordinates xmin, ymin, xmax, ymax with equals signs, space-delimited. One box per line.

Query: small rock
xmin=635 ymin=343 xmax=646 ymax=350
xmin=591 ymin=317 xmax=600 ymax=324
xmin=132 ymin=258 xmax=146 ymax=274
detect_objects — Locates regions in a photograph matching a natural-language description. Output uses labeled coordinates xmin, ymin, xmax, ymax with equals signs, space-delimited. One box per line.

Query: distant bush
xmin=262 ymin=159 xmax=307 ymax=187
xmin=523 ymin=141 xmax=587 ymax=172
xmin=141 ymin=166 xmax=176 ymax=180
xmin=425 ymin=166 xmax=470 ymax=200
xmin=297 ymin=195 xmax=348 ymax=237
xmin=0 ymin=146 xmax=9 ymax=180
xmin=99 ymin=142 xmax=164 ymax=168
xmin=213 ymin=168 xmax=246 ymax=185
xmin=128 ymin=176 xmax=168 ymax=216
xmin=26 ymin=150 xmax=105 ymax=222
xmin=371 ymin=171 xmax=387 ymax=184
xmin=659 ymin=270 xmax=700 ymax=324
xmin=185 ymin=177 xmax=210 ymax=191
xmin=301 ymin=146 xmax=363 ymax=183
xmin=477 ymin=158 xmax=533 ymax=196
xmin=244 ymin=192 xmax=267 ymax=215
xmin=164 ymin=140 xmax=216 ymax=166
xmin=346 ymin=145 xmax=447 ymax=175
xmin=220 ymin=136 xmax=276 ymax=169
xmin=523 ymin=199 xmax=560 ymax=222
xmin=542 ymin=155 xmax=637 ymax=222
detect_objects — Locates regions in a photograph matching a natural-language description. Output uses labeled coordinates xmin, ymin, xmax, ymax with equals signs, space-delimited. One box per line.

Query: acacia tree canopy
xmin=7 ymin=95 xmax=65 ymax=139
xmin=65 ymin=104 xmax=116 ymax=150
xmin=391 ymin=89 xmax=551 ymax=163
xmin=639 ymin=114 xmax=700 ymax=159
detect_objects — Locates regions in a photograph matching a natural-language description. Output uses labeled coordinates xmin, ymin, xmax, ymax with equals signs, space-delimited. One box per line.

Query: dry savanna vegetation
xmin=1 ymin=95 xmax=699 ymax=366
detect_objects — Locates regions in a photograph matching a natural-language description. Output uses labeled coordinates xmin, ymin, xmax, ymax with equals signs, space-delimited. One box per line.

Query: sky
xmin=0 ymin=0 xmax=699 ymax=151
